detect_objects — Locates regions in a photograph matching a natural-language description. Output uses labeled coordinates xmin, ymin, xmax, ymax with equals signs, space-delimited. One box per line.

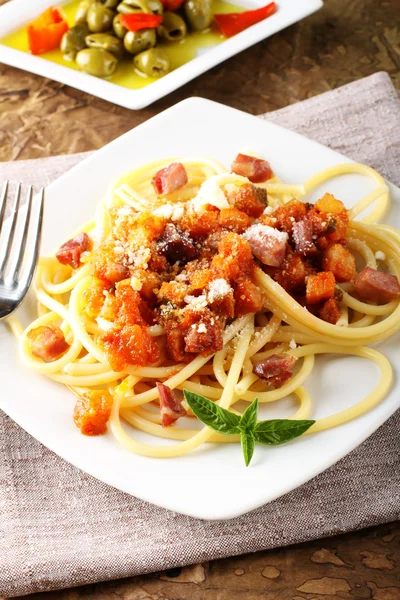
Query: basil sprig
xmin=184 ymin=391 xmax=315 ymax=467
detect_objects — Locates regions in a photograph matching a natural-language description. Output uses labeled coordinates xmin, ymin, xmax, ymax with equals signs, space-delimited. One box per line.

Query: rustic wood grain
xmin=0 ymin=0 xmax=399 ymax=597
xmin=0 ymin=0 xmax=399 ymax=162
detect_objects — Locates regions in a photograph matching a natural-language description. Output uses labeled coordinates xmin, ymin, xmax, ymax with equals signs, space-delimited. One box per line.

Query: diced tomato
xmin=73 ymin=391 xmax=113 ymax=436
xmin=158 ymin=280 xmax=189 ymax=306
xmin=234 ymin=277 xmax=263 ymax=315
xmin=225 ymin=183 xmax=268 ymax=217
xmin=319 ymin=297 xmax=342 ymax=324
xmin=266 ymin=199 xmax=308 ymax=234
xmin=180 ymin=208 xmax=220 ymax=237
xmin=271 ymin=252 xmax=311 ymax=293
xmin=214 ymin=232 xmax=254 ymax=279
xmin=215 ymin=2 xmax=277 ymax=38
xmin=306 ymin=271 xmax=336 ymax=304
xmin=28 ymin=325 xmax=69 ymax=362
xmin=322 ymin=243 xmax=356 ymax=282
xmin=218 ymin=206 xmax=252 ymax=232
xmin=315 ymin=193 xmax=346 ymax=215
xmin=83 ymin=278 xmax=110 ymax=318
xmin=27 ymin=7 xmax=69 ymax=55
xmin=101 ymin=324 xmax=160 ymax=371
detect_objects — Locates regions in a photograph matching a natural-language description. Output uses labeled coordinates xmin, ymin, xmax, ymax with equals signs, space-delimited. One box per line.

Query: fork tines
xmin=0 ymin=181 xmax=44 ymax=286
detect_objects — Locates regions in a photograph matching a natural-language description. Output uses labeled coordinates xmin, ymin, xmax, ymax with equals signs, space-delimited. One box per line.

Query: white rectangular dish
xmin=0 ymin=0 xmax=322 ymax=109
xmin=1 ymin=97 xmax=399 ymax=520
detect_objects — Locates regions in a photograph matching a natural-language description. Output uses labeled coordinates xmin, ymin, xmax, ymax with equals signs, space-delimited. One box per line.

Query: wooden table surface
xmin=0 ymin=0 xmax=399 ymax=597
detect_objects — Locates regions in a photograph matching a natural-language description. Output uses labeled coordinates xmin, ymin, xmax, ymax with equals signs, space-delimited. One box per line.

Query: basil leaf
xmin=184 ymin=390 xmax=241 ymax=435
xmin=254 ymin=419 xmax=315 ymax=445
xmin=239 ymin=397 xmax=258 ymax=432
xmin=241 ymin=431 xmax=255 ymax=467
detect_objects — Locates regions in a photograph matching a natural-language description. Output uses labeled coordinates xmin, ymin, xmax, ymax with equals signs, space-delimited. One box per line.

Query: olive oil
xmin=1 ymin=0 xmax=244 ymax=91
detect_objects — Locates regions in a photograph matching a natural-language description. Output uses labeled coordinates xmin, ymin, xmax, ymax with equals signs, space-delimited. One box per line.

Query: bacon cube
xmin=354 ymin=266 xmax=400 ymax=305
xmin=231 ymin=154 xmax=273 ymax=183
xmin=152 ymin=162 xmax=188 ymax=195
xmin=243 ymin=223 xmax=288 ymax=267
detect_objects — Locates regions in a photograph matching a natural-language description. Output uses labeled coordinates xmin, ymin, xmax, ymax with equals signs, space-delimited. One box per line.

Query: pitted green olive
xmin=116 ymin=1 xmax=143 ymax=13
xmin=76 ymin=47 xmax=118 ymax=77
xmin=123 ymin=29 xmax=156 ymax=54
xmin=157 ymin=11 xmax=187 ymax=42
xmin=120 ymin=0 xmax=162 ymax=12
xmin=184 ymin=0 xmax=212 ymax=30
xmin=87 ymin=4 xmax=115 ymax=32
xmin=113 ymin=14 xmax=128 ymax=38
xmin=60 ymin=24 xmax=90 ymax=60
xmin=146 ymin=0 xmax=163 ymax=14
xmin=75 ymin=0 xmax=98 ymax=24
xmin=86 ymin=33 xmax=125 ymax=58
xmin=133 ymin=47 xmax=170 ymax=77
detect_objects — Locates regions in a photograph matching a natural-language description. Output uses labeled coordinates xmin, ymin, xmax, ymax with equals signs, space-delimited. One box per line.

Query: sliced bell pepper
xmin=27 ymin=7 xmax=69 ymax=55
xmin=160 ymin=0 xmax=185 ymax=10
xmin=120 ymin=13 xmax=163 ymax=32
xmin=214 ymin=1 xmax=277 ymax=37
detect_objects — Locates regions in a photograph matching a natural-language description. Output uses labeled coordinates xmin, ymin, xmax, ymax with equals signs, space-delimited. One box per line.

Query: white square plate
xmin=0 ymin=0 xmax=322 ymax=109
xmin=1 ymin=97 xmax=399 ymax=520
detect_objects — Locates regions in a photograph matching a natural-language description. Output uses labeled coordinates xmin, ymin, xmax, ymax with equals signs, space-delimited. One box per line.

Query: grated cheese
xmin=208 ymin=278 xmax=231 ymax=303
xmin=375 ymin=250 xmax=386 ymax=261
xmin=243 ymin=223 xmax=289 ymax=244
xmin=184 ymin=294 xmax=208 ymax=309
xmin=190 ymin=176 xmax=230 ymax=213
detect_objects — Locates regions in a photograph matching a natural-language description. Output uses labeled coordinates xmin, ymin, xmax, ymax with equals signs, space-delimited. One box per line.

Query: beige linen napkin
xmin=1 ymin=72 xmax=399 ymax=597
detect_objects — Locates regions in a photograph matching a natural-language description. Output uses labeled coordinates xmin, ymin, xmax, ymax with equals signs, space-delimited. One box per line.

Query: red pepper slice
xmin=214 ymin=1 xmax=277 ymax=37
xmin=27 ymin=7 xmax=69 ymax=55
xmin=120 ymin=13 xmax=163 ymax=32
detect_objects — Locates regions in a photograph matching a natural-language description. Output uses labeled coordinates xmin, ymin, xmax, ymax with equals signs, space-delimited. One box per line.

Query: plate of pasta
xmin=1 ymin=97 xmax=399 ymax=519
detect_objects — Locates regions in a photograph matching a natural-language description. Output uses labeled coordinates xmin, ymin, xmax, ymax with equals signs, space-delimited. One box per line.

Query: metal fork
xmin=0 ymin=182 xmax=44 ymax=320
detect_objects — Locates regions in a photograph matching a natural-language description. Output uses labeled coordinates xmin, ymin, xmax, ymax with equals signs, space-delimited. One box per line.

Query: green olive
xmin=75 ymin=0 xmax=98 ymax=24
xmin=116 ymin=1 xmax=143 ymax=13
xmin=87 ymin=4 xmax=115 ymax=32
xmin=61 ymin=24 xmax=90 ymax=60
xmin=113 ymin=14 xmax=128 ymax=38
xmin=133 ymin=47 xmax=170 ymax=77
xmin=146 ymin=0 xmax=163 ymax=14
xmin=124 ymin=29 xmax=156 ymax=54
xmin=184 ymin=0 xmax=212 ymax=30
xmin=157 ymin=11 xmax=187 ymax=42
xmin=76 ymin=47 xmax=118 ymax=77
xmin=121 ymin=0 xmax=162 ymax=12
xmin=86 ymin=33 xmax=125 ymax=58
xmin=101 ymin=0 xmax=120 ymax=7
